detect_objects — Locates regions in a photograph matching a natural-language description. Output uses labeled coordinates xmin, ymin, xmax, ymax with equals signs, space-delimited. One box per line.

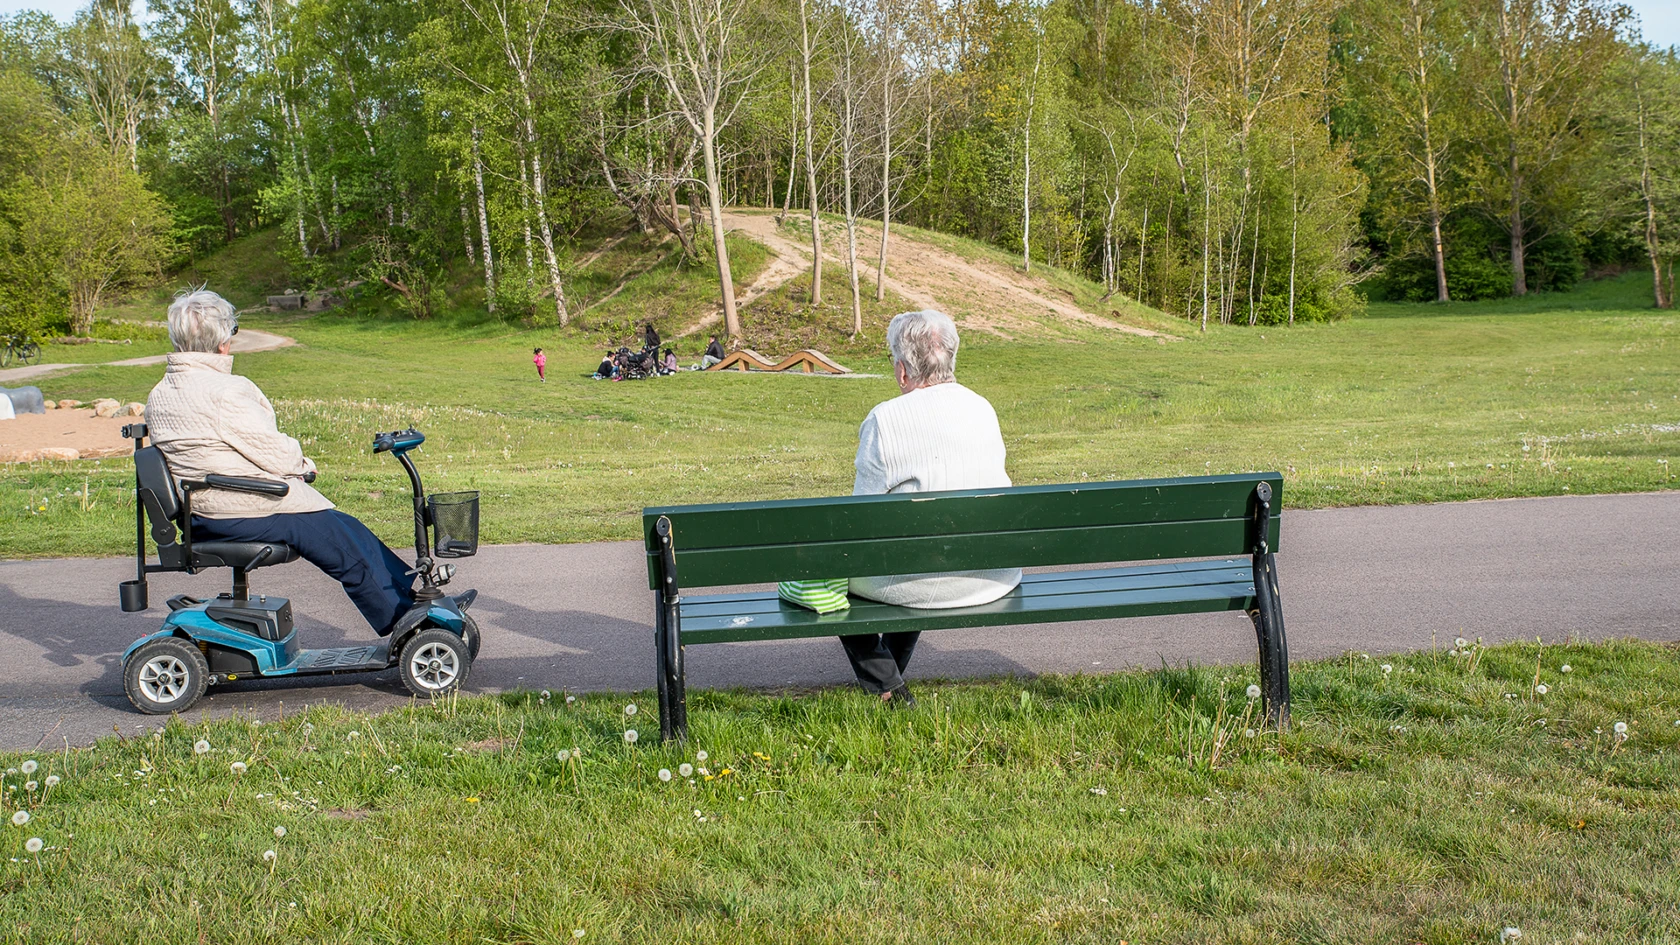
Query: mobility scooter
xmin=117 ymin=425 xmax=482 ymax=714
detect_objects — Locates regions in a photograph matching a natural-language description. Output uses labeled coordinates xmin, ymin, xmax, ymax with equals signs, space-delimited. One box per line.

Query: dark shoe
xmin=884 ymin=684 xmax=917 ymax=708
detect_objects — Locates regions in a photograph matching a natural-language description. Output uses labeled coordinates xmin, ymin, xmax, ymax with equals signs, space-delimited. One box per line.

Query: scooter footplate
xmin=292 ymin=645 xmax=387 ymax=673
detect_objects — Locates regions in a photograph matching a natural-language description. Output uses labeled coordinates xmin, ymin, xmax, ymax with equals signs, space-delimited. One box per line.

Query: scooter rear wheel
xmin=125 ymin=637 xmax=209 ymax=715
xmin=399 ymin=628 xmax=471 ymax=698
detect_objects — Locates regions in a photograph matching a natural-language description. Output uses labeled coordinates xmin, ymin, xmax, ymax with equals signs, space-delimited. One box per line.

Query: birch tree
xmin=461 ymin=0 xmax=570 ymax=324
xmin=619 ymin=0 xmax=766 ymax=340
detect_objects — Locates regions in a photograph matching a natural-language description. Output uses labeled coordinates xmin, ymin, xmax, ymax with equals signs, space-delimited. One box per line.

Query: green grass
xmin=4 ymin=265 xmax=1674 ymax=557
xmin=3 ymin=639 xmax=1678 ymax=943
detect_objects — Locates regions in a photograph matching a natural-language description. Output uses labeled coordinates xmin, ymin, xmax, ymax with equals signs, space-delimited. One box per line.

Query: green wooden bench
xmin=642 ymin=473 xmax=1288 ymax=741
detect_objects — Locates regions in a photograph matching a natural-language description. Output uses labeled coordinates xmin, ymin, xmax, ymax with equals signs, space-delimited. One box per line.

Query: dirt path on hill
xmin=719 ymin=210 xmax=1170 ymax=339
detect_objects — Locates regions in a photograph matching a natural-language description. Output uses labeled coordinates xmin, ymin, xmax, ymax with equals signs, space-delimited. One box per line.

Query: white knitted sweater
xmin=145 ymin=352 xmax=332 ymax=518
xmin=849 ymin=381 xmax=1022 ymax=608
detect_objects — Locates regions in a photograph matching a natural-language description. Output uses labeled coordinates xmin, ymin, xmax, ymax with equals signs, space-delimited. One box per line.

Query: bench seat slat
xmin=676 ymin=562 xmax=1257 ymax=644
xmin=679 ymin=558 xmax=1252 ymax=616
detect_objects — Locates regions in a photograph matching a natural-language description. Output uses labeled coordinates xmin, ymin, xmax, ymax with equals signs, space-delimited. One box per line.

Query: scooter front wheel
xmin=125 ymin=637 xmax=209 ymax=715
xmin=399 ymin=628 xmax=472 ymax=698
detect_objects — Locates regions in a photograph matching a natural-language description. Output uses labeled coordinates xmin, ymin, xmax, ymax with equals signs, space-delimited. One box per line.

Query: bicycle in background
xmin=1 ymin=334 xmax=42 ymax=367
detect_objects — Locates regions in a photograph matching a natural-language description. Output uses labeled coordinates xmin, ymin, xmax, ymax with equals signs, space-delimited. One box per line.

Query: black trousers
xmin=194 ymin=510 xmax=416 ymax=635
xmin=839 ymin=631 xmax=920 ymax=694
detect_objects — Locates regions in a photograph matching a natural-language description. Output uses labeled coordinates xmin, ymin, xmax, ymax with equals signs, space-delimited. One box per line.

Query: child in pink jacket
xmin=532 ymin=347 xmax=546 ymax=382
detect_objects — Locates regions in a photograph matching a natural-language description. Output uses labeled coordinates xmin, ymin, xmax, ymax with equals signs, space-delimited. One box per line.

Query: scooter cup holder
xmin=120 ymin=579 xmax=149 ymax=613
xmin=427 ymin=491 xmax=480 ymax=558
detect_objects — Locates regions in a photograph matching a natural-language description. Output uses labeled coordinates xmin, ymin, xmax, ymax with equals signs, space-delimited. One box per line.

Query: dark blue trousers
xmin=194 ymin=510 xmax=415 ymax=635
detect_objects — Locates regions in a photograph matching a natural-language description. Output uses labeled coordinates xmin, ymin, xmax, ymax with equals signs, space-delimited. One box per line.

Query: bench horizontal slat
xmin=658 ymin=516 xmax=1268 ymax=588
xmin=675 ymin=559 xmax=1257 ymax=644
xmin=644 ymin=473 xmax=1281 ymax=589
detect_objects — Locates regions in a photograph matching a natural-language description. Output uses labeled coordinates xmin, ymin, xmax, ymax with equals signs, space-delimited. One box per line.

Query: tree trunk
xmin=1021 ymin=15 xmax=1042 ymax=273
xmin=1634 ymin=75 xmax=1669 ymax=309
xmin=472 ymin=126 xmax=496 ymax=314
xmin=1508 ymin=152 xmax=1526 ymax=296
xmin=800 ymin=0 xmax=823 ymax=304
xmin=702 ymin=106 xmax=741 ymax=339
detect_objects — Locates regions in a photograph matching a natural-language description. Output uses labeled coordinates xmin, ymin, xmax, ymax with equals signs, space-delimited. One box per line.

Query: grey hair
xmin=167 ymin=288 xmax=237 ymax=353
xmin=886 ymin=309 xmax=959 ymax=386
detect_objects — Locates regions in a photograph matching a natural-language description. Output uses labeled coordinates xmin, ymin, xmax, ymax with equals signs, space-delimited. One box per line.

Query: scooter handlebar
xmin=372 ymin=427 xmax=425 ymax=454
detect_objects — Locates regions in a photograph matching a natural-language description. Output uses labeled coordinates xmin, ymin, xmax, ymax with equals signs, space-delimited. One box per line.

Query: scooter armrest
xmin=186 ymin=475 xmax=292 ymax=497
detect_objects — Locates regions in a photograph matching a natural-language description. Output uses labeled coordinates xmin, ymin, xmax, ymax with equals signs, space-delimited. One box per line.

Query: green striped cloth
xmin=777 ymin=579 xmax=852 ymax=613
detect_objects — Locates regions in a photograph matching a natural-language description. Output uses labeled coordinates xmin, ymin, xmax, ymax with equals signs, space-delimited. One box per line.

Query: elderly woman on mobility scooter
xmin=145 ymin=289 xmax=425 ymax=636
xmin=121 ymin=289 xmax=479 ymax=715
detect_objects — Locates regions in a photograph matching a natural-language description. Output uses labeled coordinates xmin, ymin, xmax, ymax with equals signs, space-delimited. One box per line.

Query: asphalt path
xmin=2 ymin=491 xmax=1676 ymax=751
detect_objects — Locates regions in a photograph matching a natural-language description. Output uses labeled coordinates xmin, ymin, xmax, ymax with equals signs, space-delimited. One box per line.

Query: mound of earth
xmin=0 ymin=410 xmax=135 ymax=462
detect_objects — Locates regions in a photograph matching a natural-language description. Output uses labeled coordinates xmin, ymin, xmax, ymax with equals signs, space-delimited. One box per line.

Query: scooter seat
xmin=190 ymin=541 xmax=300 ymax=571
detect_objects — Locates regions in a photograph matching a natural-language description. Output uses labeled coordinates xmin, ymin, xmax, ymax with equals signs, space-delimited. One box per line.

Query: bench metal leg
xmin=655 ymin=516 xmax=688 ymax=742
xmin=1250 ymin=551 xmax=1291 ymax=729
xmin=657 ymin=589 xmax=688 ymax=742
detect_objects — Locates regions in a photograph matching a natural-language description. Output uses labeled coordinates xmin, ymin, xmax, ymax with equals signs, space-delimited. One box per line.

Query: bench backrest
xmin=643 ymin=473 xmax=1281 ymax=590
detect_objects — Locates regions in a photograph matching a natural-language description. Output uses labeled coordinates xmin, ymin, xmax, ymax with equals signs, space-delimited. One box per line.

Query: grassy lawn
xmin=3 ymin=267 xmax=1674 ymax=558
xmin=3 ymin=639 xmax=1678 ymax=942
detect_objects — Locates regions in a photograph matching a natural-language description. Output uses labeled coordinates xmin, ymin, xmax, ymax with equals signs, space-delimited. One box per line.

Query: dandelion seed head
xmin=1380 ymin=664 xmax=1392 ymax=674
xmin=623 ymin=729 xmax=638 ymax=744
xmin=565 ymin=695 xmax=576 ymax=704
xmin=11 ymin=811 xmax=29 ymax=827
xmin=44 ymin=776 xmax=59 ymax=788
xmin=540 ymin=690 xmax=551 ymax=700
xmin=20 ymin=761 xmax=37 ymax=776
xmin=572 ymin=930 xmax=585 ymax=939
xmin=273 ymin=826 xmax=286 ymax=839
xmin=23 ymin=782 xmax=36 ymax=792
xmin=263 ymin=849 xmax=276 ymax=863
xmin=1245 ymin=684 xmax=1261 ymax=700
xmin=1535 ymin=684 xmax=1548 ymax=695
xmin=1500 ymin=927 xmax=1522 ymax=943
xmin=624 ymin=703 xmax=638 ymax=717
xmin=194 ymin=740 xmax=210 ymax=755
xmin=1244 ymin=728 xmax=1257 ymax=738
xmin=1560 ymin=664 xmax=1572 ymax=674
xmin=679 ymin=764 xmax=693 ymax=778
xmin=347 ymin=731 xmax=360 ymax=740
xmin=1614 ymin=721 xmax=1628 ymax=734
xmin=695 ymin=750 xmax=708 ymax=762
xmin=1454 ymin=637 xmax=1468 ymax=648
xmin=658 ymin=769 xmax=672 ymax=782
xmin=557 ymin=750 xmax=571 ymax=763
xmin=231 ymin=762 xmax=247 ymax=775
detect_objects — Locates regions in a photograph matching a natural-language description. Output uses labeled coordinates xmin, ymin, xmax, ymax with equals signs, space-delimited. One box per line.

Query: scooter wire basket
xmin=426 ymin=491 xmax=480 ymax=558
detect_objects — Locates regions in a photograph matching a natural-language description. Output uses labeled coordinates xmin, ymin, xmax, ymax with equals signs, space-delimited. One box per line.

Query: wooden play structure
xmin=706 ymin=349 xmax=851 ymax=374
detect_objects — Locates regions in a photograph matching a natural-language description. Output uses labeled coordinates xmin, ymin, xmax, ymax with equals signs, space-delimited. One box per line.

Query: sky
xmin=1 ymin=0 xmax=1677 ymax=51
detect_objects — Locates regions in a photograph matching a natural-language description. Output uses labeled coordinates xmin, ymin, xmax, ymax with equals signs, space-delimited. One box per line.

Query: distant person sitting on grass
xmin=594 ymin=351 xmax=616 ymax=379
xmin=840 ymin=309 xmax=1021 ymax=707
xmin=663 ymin=348 xmax=678 ymax=373
xmin=145 ymin=289 xmax=417 ymax=636
xmin=700 ymin=334 xmax=725 ymax=368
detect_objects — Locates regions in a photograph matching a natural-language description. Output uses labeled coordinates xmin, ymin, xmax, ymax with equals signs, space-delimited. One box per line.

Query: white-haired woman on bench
xmin=144 ymin=289 xmax=418 ymax=636
xmin=843 ymin=309 xmax=1022 ymax=706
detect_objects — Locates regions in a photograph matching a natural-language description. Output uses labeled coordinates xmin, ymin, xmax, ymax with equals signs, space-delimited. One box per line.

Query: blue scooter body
xmin=122 ymin=595 xmax=466 ymax=686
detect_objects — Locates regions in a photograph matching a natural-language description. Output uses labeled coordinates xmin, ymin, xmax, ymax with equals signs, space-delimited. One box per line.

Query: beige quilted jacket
xmin=145 ymin=352 xmax=333 ymax=518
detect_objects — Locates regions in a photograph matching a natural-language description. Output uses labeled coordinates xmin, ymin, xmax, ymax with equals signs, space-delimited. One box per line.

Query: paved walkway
xmin=2 ymin=491 xmax=1676 ymax=750
xmin=0 ymin=329 xmax=294 ymax=385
